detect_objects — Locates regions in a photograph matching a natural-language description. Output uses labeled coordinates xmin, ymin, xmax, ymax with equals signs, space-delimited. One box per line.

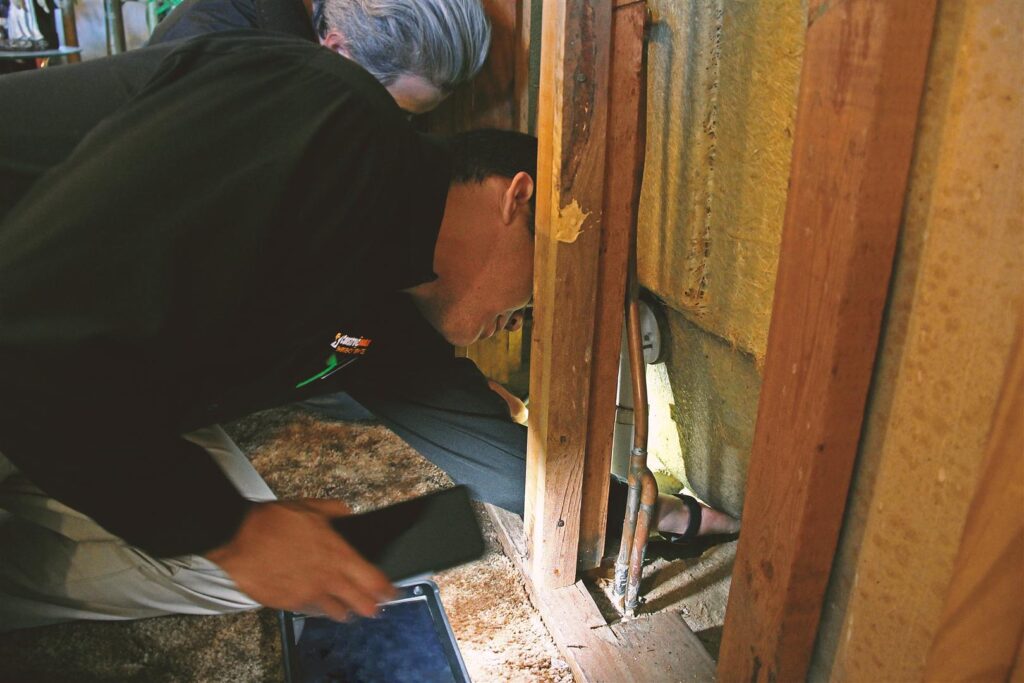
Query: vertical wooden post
xmin=525 ymin=0 xmax=613 ymax=587
xmin=513 ymin=0 xmax=533 ymax=133
xmin=576 ymin=0 xmax=647 ymax=570
xmin=716 ymin=2 xmax=938 ymax=681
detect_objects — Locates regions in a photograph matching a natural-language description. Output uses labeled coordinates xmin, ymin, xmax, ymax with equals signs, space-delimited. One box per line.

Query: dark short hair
xmin=443 ymin=129 xmax=539 ymax=233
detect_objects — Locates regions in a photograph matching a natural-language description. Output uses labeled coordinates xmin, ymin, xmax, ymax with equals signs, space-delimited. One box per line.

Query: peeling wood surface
xmin=716 ymin=1 xmax=939 ymax=681
xmin=487 ymin=505 xmax=716 ymax=682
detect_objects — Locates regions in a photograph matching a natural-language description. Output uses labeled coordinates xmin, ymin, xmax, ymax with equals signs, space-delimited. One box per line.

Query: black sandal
xmin=658 ymin=493 xmax=703 ymax=544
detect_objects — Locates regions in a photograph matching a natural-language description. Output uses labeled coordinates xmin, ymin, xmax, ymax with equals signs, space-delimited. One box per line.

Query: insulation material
xmin=645 ymin=309 xmax=762 ymax=518
xmin=637 ymin=0 xmax=804 ymax=361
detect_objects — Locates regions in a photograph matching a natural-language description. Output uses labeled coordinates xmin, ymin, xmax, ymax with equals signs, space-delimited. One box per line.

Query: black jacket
xmin=0 ymin=35 xmax=451 ymax=557
xmin=148 ymin=0 xmax=316 ymax=45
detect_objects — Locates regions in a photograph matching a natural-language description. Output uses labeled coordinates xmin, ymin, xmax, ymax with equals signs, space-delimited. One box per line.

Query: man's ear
xmin=320 ymin=30 xmax=351 ymax=58
xmin=500 ymin=172 xmax=535 ymax=225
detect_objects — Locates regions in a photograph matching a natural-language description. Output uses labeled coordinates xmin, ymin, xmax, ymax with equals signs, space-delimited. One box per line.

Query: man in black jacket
xmin=0 ymin=34 xmax=737 ymax=631
xmin=149 ymin=0 xmax=491 ymax=114
xmin=0 ymin=34 xmax=538 ymax=628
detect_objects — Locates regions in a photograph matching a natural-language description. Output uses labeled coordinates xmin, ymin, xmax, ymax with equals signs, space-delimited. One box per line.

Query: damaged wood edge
xmin=553 ymin=199 xmax=590 ymax=243
xmin=486 ymin=504 xmax=716 ymax=683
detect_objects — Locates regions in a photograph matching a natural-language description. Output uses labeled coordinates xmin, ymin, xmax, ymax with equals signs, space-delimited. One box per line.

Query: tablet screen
xmin=293 ymin=595 xmax=459 ymax=683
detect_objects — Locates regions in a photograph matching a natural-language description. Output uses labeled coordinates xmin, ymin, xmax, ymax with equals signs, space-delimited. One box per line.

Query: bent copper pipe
xmin=625 ymin=468 xmax=657 ymax=615
xmin=611 ymin=6 xmax=651 ymax=607
xmin=612 ymin=242 xmax=650 ymax=603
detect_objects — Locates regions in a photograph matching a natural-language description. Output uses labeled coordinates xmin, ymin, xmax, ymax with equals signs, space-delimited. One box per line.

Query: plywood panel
xmin=636 ymin=0 xmax=804 ymax=360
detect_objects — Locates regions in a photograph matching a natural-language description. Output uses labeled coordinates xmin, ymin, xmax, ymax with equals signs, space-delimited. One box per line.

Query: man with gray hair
xmin=148 ymin=0 xmax=491 ymax=114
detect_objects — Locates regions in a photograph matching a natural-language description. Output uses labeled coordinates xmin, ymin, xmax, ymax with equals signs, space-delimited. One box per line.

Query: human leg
xmin=0 ymin=425 xmax=274 ymax=632
xmin=313 ymin=360 xmax=738 ymax=539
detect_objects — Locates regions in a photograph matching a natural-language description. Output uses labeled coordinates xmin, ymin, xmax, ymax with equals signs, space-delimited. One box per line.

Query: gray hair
xmin=313 ymin=0 xmax=492 ymax=92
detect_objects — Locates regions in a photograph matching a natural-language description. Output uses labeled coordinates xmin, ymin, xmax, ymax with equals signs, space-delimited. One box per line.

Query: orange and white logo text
xmin=331 ymin=333 xmax=372 ymax=355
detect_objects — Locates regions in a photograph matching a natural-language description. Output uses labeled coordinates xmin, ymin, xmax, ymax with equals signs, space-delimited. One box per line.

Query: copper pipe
xmin=625 ymin=468 xmax=657 ymax=614
xmin=612 ymin=444 xmax=646 ymax=598
xmin=611 ymin=7 xmax=651 ymax=603
xmin=612 ymin=226 xmax=650 ymax=601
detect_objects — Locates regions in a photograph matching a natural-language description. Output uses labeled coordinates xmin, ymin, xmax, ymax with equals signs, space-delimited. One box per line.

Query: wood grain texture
xmin=576 ymin=0 xmax=647 ymax=571
xmin=524 ymin=0 xmax=613 ymax=588
xmin=715 ymin=2 xmax=938 ymax=681
xmin=923 ymin=322 xmax=1024 ymax=682
xmin=487 ymin=504 xmax=716 ymax=682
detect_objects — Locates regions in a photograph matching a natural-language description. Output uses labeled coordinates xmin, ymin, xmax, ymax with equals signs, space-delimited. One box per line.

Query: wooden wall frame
xmin=524 ymin=0 xmax=614 ymax=587
xmin=716 ymin=2 xmax=939 ymax=681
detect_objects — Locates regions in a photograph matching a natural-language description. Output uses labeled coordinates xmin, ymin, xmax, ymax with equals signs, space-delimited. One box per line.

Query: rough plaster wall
xmin=637 ymin=0 xmax=804 ymax=500
xmin=810 ymin=1 xmax=1024 ymax=680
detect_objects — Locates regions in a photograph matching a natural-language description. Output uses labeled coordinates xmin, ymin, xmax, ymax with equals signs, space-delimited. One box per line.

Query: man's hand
xmin=487 ymin=379 xmax=528 ymax=425
xmin=204 ymin=499 xmax=395 ymax=620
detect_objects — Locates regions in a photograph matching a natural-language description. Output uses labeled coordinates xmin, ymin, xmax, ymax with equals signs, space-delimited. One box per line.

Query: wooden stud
xmin=716 ymin=2 xmax=938 ymax=681
xmin=576 ymin=0 xmax=647 ymax=570
xmin=488 ymin=504 xmax=716 ymax=682
xmin=524 ymin=0 xmax=613 ymax=588
xmin=923 ymin=321 xmax=1024 ymax=681
xmin=513 ymin=0 xmax=532 ymax=133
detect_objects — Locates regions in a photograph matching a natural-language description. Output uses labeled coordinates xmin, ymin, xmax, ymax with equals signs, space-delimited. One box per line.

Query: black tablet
xmin=280 ymin=580 xmax=471 ymax=683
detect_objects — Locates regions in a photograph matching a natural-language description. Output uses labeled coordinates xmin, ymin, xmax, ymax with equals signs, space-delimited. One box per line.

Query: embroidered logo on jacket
xmin=331 ymin=333 xmax=372 ymax=355
xmin=295 ymin=332 xmax=374 ymax=389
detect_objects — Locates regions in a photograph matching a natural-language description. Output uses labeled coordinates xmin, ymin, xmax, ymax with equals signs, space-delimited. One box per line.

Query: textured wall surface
xmin=638 ymin=0 xmax=803 ymax=500
xmin=637 ymin=0 xmax=803 ymax=360
xmin=646 ymin=310 xmax=761 ymax=517
xmin=810 ymin=1 xmax=1024 ymax=679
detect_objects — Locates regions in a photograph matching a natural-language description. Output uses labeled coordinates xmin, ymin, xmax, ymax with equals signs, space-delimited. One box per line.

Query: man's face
xmin=406 ymin=174 xmax=535 ymax=348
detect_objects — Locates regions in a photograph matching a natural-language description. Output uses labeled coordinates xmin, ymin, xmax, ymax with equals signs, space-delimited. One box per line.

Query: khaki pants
xmin=0 ymin=426 xmax=275 ymax=632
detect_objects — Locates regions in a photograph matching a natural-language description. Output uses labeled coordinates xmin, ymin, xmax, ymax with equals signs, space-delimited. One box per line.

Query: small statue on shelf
xmin=1 ymin=0 xmax=53 ymax=51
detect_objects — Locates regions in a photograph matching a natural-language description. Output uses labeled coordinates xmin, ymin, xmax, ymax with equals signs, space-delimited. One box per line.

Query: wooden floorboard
xmin=487 ymin=505 xmax=717 ymax=682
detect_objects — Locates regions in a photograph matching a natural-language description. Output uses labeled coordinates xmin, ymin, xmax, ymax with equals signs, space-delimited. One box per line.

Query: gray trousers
xmin=0 ymin=426 xmax=274 ymax=632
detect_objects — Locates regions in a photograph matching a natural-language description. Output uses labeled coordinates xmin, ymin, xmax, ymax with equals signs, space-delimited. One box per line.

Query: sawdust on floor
xmin=0 ymin=406 xmax=570 ymax=682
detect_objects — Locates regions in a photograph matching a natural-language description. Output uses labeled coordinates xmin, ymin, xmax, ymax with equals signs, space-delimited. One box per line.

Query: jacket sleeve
xmin=0 ymin=39 xmax=426 ymax=557
xmin=0 ymin=374 xmax=253 ymax=557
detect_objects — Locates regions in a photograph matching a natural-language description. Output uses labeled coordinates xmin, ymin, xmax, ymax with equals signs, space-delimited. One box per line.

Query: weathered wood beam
xmin=577 ymin=0 xmax=647 ymax=571
xmin=524 ymin=0 xmax=614 ymax=587
xmin=716 ymin=2 xmax=938 ymax=681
